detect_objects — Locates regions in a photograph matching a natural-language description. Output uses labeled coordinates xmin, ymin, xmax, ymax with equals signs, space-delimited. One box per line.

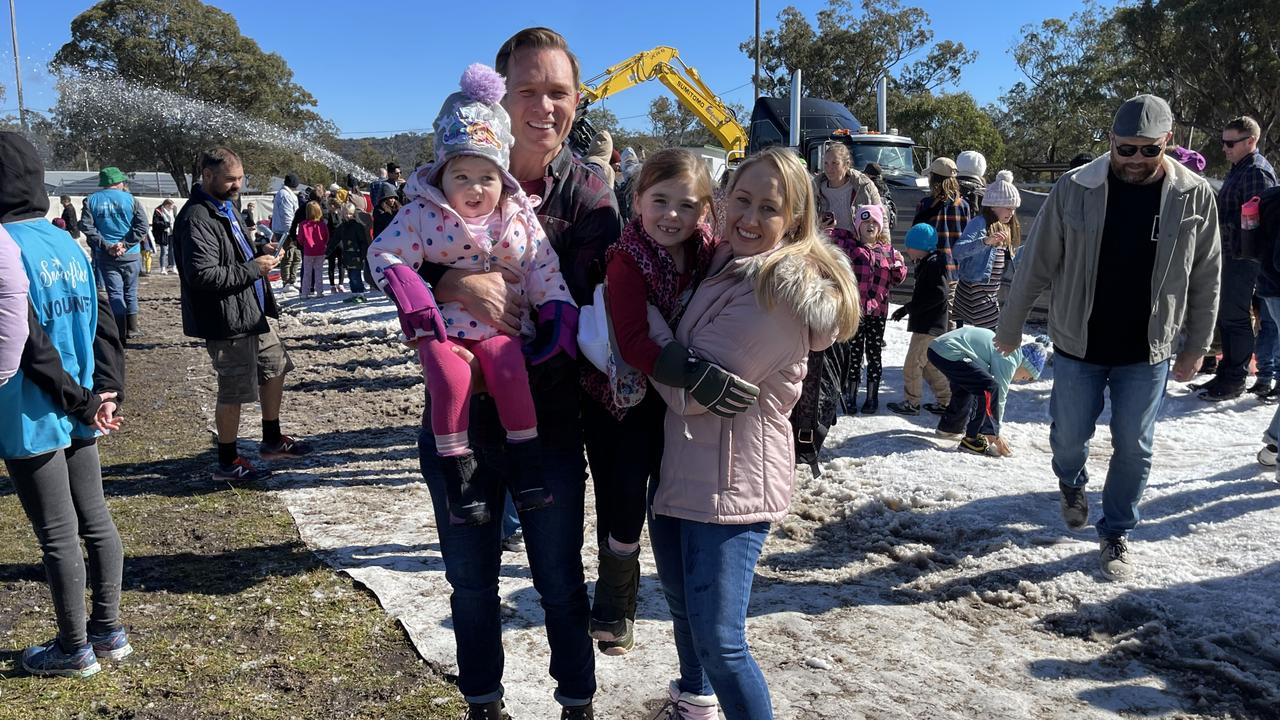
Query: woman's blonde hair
xmin=306 ymin=200 xmax=323 ymax=221
xmin=729 ymin=147 xmax=861 ymax=342
xmin=823 ymin=142 xmax=853 ymax=180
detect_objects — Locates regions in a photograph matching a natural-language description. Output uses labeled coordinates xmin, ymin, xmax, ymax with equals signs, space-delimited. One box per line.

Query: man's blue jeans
xmin=1255 ymin=297 xmax=1278 ymax=381
xmin=1050 ymin=354 xmax=1169 ymax=539
xmin=101 ymin=257 xmax=140 ymax=327
xmin=648 ymin=501 xmax=773 ymax=720
xmin=416 ymin=427 xmax=594 ymax=708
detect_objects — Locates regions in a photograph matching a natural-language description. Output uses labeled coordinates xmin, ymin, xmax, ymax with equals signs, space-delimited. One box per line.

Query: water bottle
xmin=1240 ymin=196 xmax=1262 ymax=260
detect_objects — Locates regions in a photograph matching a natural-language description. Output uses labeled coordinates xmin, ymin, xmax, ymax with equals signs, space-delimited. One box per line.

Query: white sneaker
xmin=1259 ymin=431 xmax=1277 ymax=467
xmin=664 ymin=680 xmax=719 ymax=720
xmin=1098 ymin=537 xmax=1134 ymax=581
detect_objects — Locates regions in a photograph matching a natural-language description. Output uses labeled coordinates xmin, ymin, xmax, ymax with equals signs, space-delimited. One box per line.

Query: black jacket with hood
xmin=0 ymin=132 xmax=126 ymax=422
xmin=172 ymin=183 xmax=279 ymax=340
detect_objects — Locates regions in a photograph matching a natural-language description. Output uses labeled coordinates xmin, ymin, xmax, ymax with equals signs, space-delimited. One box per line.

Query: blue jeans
xmin=1050 ymin=354 xmax=1169 ymax=539
xmin=648 ymin=501 xmax=773 ymax=720
xmin=417 ymin=427 xmax=593 ymax=707
xmin=157 ymin=243 xmax=175 ymax=270
xmin=501 ymin=491 xmax=520 ymax=540
xmin=101 ymin=257 xmax=140 ymax=324
xmin=1263 ymin=298 xmax=1280 ymax=441
xmin=1255 ymin=297 xmax=1278 ymax=380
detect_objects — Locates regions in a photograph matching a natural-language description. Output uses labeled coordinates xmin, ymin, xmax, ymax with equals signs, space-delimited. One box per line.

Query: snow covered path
xmin=261 ymin=291 xmax=1280 ymax=719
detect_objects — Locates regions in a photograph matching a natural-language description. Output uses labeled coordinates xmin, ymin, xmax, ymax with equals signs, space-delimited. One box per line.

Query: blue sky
xmin=7 ymin=0 xmax=1114 ymax=137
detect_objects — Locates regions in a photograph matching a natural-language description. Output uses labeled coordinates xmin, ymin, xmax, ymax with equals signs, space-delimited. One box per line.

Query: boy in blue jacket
xmin=928 ymin=326 xmax=1049 ymax=455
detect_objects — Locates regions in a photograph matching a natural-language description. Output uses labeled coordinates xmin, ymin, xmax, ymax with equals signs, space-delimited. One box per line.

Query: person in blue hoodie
xmin=80 ymin=166 xmax=148 ymax=342
xmin=928 ymin=326 xmax=1049 ymax=456
xmin=0 ymin=132 xmax=131 ymax=678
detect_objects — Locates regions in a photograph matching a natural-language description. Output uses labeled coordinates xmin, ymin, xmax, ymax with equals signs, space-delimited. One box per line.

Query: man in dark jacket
xmin=173 ymin=147 xmax=312 ymax=483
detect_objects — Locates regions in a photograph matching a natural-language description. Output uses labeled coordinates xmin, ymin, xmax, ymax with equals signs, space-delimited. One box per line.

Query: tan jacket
xmin=996 ymin=153 xmax=1221 ymax=362
xmin=814 ymin=171 xmax=882 ymax=227
xmin=650 ymin=242 xmax=844 ymax=524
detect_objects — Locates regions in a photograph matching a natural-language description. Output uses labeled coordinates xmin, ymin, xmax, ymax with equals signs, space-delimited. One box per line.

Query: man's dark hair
xmin=199 ymin=147 xmax=241 ymax=174
xmin=386 ymin=162 xmax=400 ymax=173
xmin=495 ymin=27 xmax=580 ymax=87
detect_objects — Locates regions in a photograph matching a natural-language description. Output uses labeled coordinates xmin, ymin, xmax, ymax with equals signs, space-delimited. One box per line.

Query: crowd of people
xmin=2 ymin=22 xmax=1278 ymax=720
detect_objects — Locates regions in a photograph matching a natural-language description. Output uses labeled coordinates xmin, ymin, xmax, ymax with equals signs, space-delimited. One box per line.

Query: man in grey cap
xmin=996 ymin=93 xmax=1221 ymax=580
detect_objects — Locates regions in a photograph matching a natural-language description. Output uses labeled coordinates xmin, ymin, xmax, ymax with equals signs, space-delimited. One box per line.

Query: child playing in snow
xmin=368 ymin=64 xmax=577 ymax=526
xmin=297 ymin=201 xmax=329 ymax=298
xmin=839 ymin=204 xmax=906 ymax=414
xmin=927 ymin=326 xmax=1049 ymax=456
xmin=888 ymin=223 xmax=952 ymax=416
xmin=952 ymin=170 xmax=1022 ymax=330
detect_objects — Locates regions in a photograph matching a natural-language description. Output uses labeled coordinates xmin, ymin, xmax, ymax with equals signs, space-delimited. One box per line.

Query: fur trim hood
xmin=734 ymin=241 xmax=851 ymax=349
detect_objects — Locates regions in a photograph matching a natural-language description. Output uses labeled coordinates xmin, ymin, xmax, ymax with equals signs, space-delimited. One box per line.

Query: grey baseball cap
xmin=1112 ymin=94 xmax=1173 ymax=138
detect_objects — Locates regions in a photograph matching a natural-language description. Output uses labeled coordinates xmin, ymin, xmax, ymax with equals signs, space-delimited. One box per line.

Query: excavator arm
xmin=574 ymin=46 xmax=747 ymax=163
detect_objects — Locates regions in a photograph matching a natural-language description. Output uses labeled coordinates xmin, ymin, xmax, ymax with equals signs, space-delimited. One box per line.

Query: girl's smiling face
xmin=637 ymin=176 xmax=704 ymax=249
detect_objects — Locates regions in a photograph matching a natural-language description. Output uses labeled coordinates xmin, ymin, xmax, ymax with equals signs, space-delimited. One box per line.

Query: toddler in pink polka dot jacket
xmin=368 ymin=64 xmax=576 ymax=525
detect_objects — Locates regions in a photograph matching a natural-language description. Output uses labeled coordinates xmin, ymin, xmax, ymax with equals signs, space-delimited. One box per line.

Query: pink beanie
xmin=854 ymin=204 xmax=885 ymax=234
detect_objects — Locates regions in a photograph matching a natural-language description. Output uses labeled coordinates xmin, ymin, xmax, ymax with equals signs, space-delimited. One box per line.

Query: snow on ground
xmin=256 ymin=286 xmax=1280 ymax=719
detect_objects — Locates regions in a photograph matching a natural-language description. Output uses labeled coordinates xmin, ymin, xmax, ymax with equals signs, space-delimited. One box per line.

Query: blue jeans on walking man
xmin=1050 ymin=354 xmax=1170 ymax=539
xmin=648 ymin=485 xmax=774 ymax=720
xmin=416 ymin=417 xmax=594 ymax=710
xmin=1254 ymin=296 xmax=1278 ymax=382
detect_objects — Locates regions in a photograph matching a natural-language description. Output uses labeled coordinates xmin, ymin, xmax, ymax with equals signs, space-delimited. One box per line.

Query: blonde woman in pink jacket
xmin=646 ymin=147 xmax=861 ymax=719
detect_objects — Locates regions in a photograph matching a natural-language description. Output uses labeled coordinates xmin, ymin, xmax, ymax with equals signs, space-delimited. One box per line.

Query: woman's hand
xmin=93 ymin=392 xmax=123 ymax=433
xmin=985 ymin=230 xmax=1009 ymax=247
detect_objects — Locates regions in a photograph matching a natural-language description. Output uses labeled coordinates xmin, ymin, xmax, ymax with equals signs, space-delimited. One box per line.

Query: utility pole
xmin=754 ymin=0 xmax=761 ymax=102
xmin=8 ymin=0 xmax=27 ymax=133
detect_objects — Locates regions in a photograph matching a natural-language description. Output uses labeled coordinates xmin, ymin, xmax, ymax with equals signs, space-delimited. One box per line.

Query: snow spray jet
xmin=54 ymin=70 xmax=376 ymax=183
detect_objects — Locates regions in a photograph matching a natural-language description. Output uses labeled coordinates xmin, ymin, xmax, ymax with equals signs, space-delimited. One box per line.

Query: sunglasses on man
xmin=1114 ymin=142 xmax=1166 ymax=158
xmin=1221 ymin=137 xmax=1253 ymax=149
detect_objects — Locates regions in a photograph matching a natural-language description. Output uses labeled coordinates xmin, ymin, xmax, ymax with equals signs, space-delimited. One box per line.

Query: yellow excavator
xmin=571 ymin=46 xmax=748 ymax=164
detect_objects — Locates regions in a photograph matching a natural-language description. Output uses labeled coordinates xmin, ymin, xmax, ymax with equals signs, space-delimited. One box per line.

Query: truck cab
xmin=747 ymin=97 xmax=926 ymax=189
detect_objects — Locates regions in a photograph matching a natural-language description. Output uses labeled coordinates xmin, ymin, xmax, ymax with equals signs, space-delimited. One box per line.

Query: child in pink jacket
xmin=297 ymin=201 xmax=329 ymax=298
xmin=368 ymin=64 xmax=577 ymax=526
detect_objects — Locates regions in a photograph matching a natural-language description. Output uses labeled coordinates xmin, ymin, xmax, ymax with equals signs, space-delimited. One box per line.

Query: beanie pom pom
xmin=996 ymin=169 xmax=1014 ymax=183
xmin=460 ymin=63 xmax=506 ymax=104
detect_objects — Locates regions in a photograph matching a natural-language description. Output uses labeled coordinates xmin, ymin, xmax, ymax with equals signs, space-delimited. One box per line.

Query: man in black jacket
xmin=173 ymin=147 xmax=311 ymax=482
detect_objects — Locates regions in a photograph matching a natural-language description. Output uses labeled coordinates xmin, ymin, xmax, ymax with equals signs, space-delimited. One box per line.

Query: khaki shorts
xmin=205 ymin=327 xmax=295 ymax=405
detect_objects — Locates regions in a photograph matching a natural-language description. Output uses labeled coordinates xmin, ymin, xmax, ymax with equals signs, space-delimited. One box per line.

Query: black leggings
xmin=327 ymin=253 xmax=346 ymax=287
xmin=847 ymin=315 xmax=887 ymax=387
xmin=582 ymin=392 xmax=665 ymax=547
xmin=6 ymin=439 xmax=123 ymax=648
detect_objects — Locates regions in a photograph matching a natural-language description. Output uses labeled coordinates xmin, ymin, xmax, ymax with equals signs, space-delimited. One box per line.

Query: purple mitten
xmin=382 ymin=264 xmax=447 ymax=342
xmin=525 ymin=300 xmax=579 ymax=365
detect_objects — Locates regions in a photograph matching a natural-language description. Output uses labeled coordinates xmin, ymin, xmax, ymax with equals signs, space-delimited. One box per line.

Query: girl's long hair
xmin=728 ymin=147 xmax=861 ymax=342
xmin=929 ymin=173 xmax=960 ymax=204
xmin=982 ymin=206 xmax=1022 ymax=252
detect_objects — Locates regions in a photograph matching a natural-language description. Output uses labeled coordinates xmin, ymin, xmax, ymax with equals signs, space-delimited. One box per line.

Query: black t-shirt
xmin=1075 ymin=169 xmax=1163 ymax=365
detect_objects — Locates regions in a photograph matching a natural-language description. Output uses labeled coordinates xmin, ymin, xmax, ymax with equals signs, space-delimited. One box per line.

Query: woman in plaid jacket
xmin=913 ymin=156 xmax=973 ymax=281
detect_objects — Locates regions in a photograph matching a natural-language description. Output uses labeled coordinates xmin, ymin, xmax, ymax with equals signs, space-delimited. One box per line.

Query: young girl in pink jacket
xmin=367 ymin=65 xmax=576 ymax=526
xmin=297 ymin=201 xmax=329 ymax=299
xmin=646 ymin=147 xmax=861 ymax=719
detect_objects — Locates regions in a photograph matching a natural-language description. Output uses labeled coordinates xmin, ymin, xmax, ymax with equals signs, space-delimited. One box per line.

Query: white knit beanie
xmin=956 ymin=150 xmax=987 ymax=179
xmin=983 ymin=170 xmax=1021 ymax=209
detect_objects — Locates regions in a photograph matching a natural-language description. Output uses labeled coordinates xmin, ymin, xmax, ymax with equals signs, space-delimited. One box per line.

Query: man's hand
xmin=890 ymin=306 xmax=908 ymax=322
xmin=93 ymin=392 xmax=123 ymax=434
xmin=253 ymin=253 xmax=280 ymax=275
xmin=109 ymin=242 xmax=126 ymax=258
xmin=993 ymin=338 xmax=1018 ymax=356
xmin=1172 ymin=351 xmax=1204 ymax=382
xmin=448 ymin=343 xmax=488 ymax=395
xmin=438 ymin=268 xmax=523 ymax=336
xmin=262 ymin=241 xmax=280 ymax=256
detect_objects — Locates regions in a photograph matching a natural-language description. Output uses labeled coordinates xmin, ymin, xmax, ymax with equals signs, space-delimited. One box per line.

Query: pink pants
xmin=418 ymin=334 xmax=537 ymax=451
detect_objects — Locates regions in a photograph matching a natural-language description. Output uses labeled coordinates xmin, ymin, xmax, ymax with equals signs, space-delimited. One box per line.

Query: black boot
xmin=506 ymin=438 xmax=554 ymax=511
xmin=463 ymin=700 xmax=508 ymax=720
xmin=861 ymin=382 xmax=880 ymax=414
xmin=127 ymin=313 xmax=141 ymax=337
xmin=843 ymin=383 xmax=859 ymax=415
xmin=441 ymin=452 xmax=489 ymax=526
xmin=591 ymin=545 xmax=640 ymax=652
